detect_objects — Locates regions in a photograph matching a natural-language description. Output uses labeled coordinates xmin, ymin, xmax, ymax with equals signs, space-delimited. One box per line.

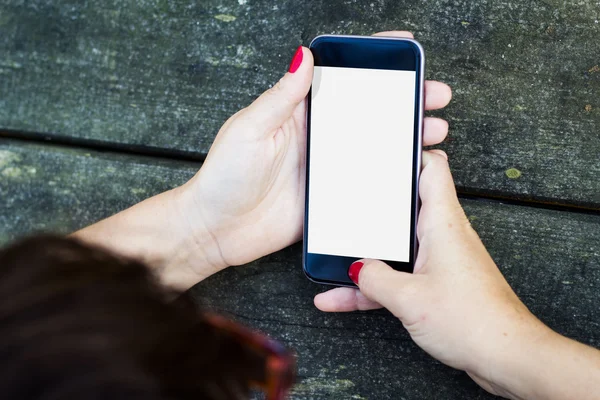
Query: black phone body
xmin=303 ymin=35 xmax=425 ymax=287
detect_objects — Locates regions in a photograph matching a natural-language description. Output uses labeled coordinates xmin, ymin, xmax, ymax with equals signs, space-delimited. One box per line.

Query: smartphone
xmin=303 ymin=35 xmax=424 ymax=286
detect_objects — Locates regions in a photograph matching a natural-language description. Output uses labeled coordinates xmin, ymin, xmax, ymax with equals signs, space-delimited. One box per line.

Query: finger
xmin=242 ymin=46 xmax=314 ymax=134
xmin=425 ymin=81 xmax=452 ymax=110
xmin=372 ymin=31 xmax=414 ymax=39
xmin=423 ymin=117 xmax=449 ymax=146
xmin=314 ymin=288 xmax=383 ymax=312
xmin=418 ymin=151 xmax=467 ymax=239
xmin=428 ymin=149 xmax=449 ymax=160
xmin=372 ymin=34 xmax=452 ymax=111
xmin=420 ymin=151 xmax=458 ymax=206
xmin=292 ymin=94 xmax=307 ymax=130
xmin=351 ymin=259 xmax=418 ymax=319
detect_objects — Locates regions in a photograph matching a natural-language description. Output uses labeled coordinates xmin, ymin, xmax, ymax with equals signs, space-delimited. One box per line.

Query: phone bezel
xmin=303 ymin=35 xmax=425 ymax=287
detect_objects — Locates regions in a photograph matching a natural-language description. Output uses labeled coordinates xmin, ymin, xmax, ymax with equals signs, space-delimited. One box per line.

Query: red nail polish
xmin=288 ymin=46 xmax=303 ymax=73
xmin=348 ymin=261 xmax=364 ymax=285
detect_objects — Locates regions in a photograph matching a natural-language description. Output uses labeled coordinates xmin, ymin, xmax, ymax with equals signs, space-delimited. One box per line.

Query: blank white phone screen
xmin=307 ymin=66 xmax=417 ymax=262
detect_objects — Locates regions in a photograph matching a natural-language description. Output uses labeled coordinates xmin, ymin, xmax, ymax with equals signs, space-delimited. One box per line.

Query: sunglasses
xmin=203 ymin=313 xmax=296 ymax=400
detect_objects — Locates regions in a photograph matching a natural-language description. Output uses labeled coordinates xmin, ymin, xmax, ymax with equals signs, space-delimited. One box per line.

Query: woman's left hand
xmin=73 ymin=32 xmax=450 ymax=290
xmin=179 ymin=31 xmax=452 ymax=283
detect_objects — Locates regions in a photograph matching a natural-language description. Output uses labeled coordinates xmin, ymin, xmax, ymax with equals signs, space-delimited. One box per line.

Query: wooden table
xmin=1 ymin=1 xmax=599 ymax=398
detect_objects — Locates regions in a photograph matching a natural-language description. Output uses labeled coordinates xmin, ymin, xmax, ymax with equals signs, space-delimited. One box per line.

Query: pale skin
xmin=74 ymin=31 xmax=600 ymax=400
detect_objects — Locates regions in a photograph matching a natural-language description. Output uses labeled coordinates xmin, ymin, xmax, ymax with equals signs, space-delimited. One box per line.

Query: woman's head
xmin=0 ymin=235 xmax=293 ymax=399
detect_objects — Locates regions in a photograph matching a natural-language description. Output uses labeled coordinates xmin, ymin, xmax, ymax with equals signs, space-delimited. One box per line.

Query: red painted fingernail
xmin=288 ymin=46 xmax=303 ymax=73
xmin=348 ymin=261 xmax=364 ymax=285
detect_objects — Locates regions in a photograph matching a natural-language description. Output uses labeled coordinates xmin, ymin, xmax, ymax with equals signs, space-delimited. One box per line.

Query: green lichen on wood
xmin=0 ymin=149 xmax=21 ymax=168
xmin=213 ymin=14 xmax=236 ymax=22
xmin=505 ymin=168 xmax=522 ymax=179
xmin=1 ymin=166 xmax=22 ymax=178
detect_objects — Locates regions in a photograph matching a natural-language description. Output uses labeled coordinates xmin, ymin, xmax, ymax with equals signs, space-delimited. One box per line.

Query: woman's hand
xmin=314 ymin=152 xmax=600 ymax=399
xmin=180 ymin=31 xmax=452 ymax=279
xmin=313 ymin=151 xmax=537 ymax=392
xmin=75 ymin=31 xmax=452 ymax=292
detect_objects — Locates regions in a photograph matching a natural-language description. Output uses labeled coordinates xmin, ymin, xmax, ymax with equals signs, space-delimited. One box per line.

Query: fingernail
xmin=348 ymin=261 xmax=364 ymax=285
xmin=288 ymin=46 xmax=303 ymax=73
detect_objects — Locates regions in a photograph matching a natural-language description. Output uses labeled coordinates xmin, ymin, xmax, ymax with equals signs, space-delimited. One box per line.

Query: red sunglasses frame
xmin=203 ymin=313 xmax=296 ymax=400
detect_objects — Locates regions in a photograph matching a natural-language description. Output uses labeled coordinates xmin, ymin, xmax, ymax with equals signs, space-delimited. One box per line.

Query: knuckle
xmin=266 ymin=78 xmax=298 ymax=108
xmin=221 ymin=109 xmax=245 ymax=129
xmin=451 ymin=204 xmax=471 ymax=226
xmin=436 ymin=149 xmax=448 ymax=158
xmin=357 ymin=262 xmax=379 ymax=292
xmin=357 ymin=267 xmax=374 ymax=291
xmin=229 ymin=113 xmax=261 ymax=136
xmin=359 ymin=260 xmax=389 ymax=292
xmin=431 ymin=151 xmax=449 ymax=164
xmin=267 ymin=79 xmax=284 ymax=97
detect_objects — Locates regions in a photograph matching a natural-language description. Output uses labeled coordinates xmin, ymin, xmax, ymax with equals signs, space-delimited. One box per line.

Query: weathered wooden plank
xmin=0 ymin=139 xmax=198 ymax=243
xmin=1 ymin=139 xmax=598 ymax=399
xmin=1 ymin=1 xmax=599 ymax=208
xmin=195 ymin=203 xmax=600 ymax=399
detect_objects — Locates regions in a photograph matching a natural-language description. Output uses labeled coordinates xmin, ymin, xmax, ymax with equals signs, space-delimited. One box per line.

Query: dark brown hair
xmin=0 ymin=235 xmax=251 ymax=400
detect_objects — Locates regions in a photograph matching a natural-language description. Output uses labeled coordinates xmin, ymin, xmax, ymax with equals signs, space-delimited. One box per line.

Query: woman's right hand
xmin=314 ymin=151 xmax=549 ymax=398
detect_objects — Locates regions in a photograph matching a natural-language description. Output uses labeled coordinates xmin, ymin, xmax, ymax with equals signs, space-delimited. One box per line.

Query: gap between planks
xmin=2 ymin=128 xmax=599 ymax=215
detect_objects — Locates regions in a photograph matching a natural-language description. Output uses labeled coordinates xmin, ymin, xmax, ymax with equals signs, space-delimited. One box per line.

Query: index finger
xmin=371 ymin=32 xmax=453 ymax=110
xmin=314 ymin=287 xmax=383 ymax=312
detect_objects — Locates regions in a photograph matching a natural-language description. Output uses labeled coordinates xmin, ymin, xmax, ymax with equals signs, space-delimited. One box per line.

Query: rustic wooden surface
xmin=2 ymin=0 xmax=599 ymax=398
xmin=0 ymin=139 xmax=198 ymax=243
xmin=1 ymin=138 xmax=599 ymax=399
xmin=1 ymin=1 xmax=600 ymax=208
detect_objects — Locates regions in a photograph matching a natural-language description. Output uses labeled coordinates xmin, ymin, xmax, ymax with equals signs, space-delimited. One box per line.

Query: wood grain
xmin=1 ymin=138 xmax=598 ymax=399
xmin=1 ymin=1 xmax=599 ymax=208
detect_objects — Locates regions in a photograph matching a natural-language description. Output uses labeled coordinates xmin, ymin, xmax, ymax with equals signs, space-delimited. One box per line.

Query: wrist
xmin=489 ymin=324 xmax=600 ymax=400
xmin=472 ymin=304 xmax=555 ymax=400
xmin=157 ymin=184 xmax=229 ymax=290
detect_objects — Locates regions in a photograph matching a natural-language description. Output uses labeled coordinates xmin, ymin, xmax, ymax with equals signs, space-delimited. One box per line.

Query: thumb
xmin=419 ymin=150 xmax=461 ymax=211
xmin=351 ymin=259 xmax=420 ymax=320
xmin=242 ymin=46 xmax=314 ymax=134
xmin=418 ymin=151 xmax=468 ymax=239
